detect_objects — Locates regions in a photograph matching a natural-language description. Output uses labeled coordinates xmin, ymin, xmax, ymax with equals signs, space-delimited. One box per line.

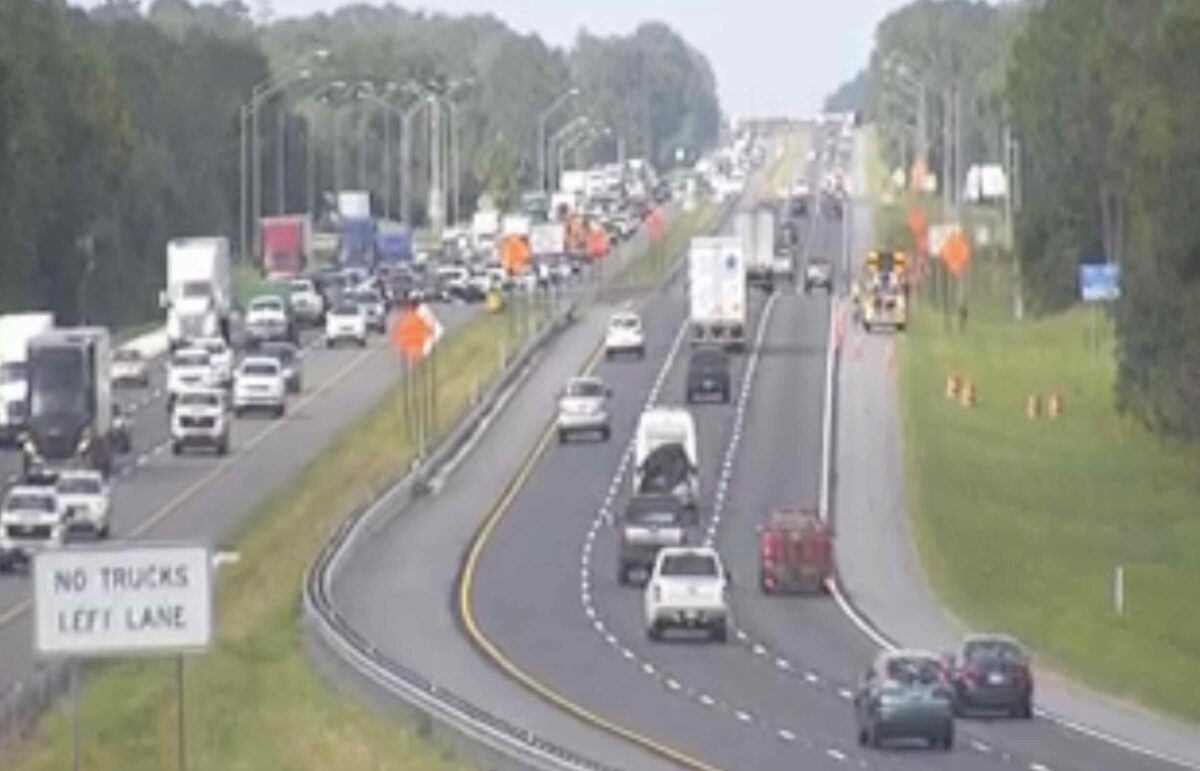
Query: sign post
xmin=1079 ymin=263 xmax=1119 ymax=353
xmin=34 ymin=543 xmax=213 ymax=771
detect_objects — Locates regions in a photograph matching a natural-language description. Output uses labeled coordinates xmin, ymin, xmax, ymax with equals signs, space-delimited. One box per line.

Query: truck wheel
xmin=275 ymin=403 xmax=286 ymax=419
xmin=599 ymin=426 xmax=611 ymax=441
xmin=711 ymin=621 xmax=728 ymax=643
xmin=217 ymin=437 xmax=229 ymax=457
xmin=557 ymin=429 xmax=569 ymax=444
xmin=646 ymin=622 xmax=662 ymax=641
xmin=172 ymin=442 xmax=182 ymax=456
xmin=98 ymin=524 xmax=110 ymax=539
xmin=897 ymin=323 xmax=907 ymax=332
xmin=760 ymin=569 xmax=772 ymax=594
xmin=326 ymin=339 xmax=335 ymax=349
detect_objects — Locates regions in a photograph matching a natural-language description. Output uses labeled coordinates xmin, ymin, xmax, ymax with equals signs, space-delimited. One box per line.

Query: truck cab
xmin=164 ymin=237 xmax=232 ymax=350
xmin=21 ymin=327 xmax=125 ymax=480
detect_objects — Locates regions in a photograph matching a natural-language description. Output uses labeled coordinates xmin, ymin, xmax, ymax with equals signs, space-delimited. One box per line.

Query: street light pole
xmin=432 ymin=94 xmax=451 ymax=230
xmin=276 ymin=108 xmax=286 ymax=214
xmin=537 ymin=87 xmax=580 ymax=193
xmin=548 ymin=116 xmax=589 ymax=192
xmin=401 ymin=98 xmax=430 ymax=227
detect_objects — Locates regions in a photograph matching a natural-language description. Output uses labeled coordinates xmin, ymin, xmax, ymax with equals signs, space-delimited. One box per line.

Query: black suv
xmin=686 ymin=346 xmax=731 ymax=403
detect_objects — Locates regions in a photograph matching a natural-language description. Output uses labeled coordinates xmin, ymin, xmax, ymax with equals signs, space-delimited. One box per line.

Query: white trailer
xmin=163 ymin=237 xmax=232 ymax=349
xmin=0 ymin=313 xmax=55 ymax=444
xmin=688 ymin=236 xmax=747 ymax=351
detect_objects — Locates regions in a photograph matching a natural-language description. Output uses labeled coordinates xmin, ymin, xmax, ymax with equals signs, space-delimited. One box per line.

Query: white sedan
xmin=325 ymin=301 xmax=368 ymax=348
xmin=55 ymin=469 xmax=110 ymax=538
xmin=232 ymin=357 xmax=287 ymax=418
xmin=111 ymin=348 xmax=150 ymax=388
xmin=644 ymin=546 xmax=729 ymax=642
xmin=604 ymin=310 xmax=646 ymax=359
xmin=0 ymin=485 xmax=63 ymax=571
xmin=167 ymin=347 xmax=217 ymax=405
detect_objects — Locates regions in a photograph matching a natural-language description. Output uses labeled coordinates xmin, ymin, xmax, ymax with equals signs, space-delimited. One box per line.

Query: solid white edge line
xmin=821 ymin=178 xmax=1200 ymax=771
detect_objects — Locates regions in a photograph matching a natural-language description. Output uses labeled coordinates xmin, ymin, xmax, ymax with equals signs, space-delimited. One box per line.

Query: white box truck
xmin=163 ymin=237 xmax=232 ymax=350
xmin=688 ymin=236 xmax=747 ymax=351
xmin=744 ymin=207 xmax=776 ymax=289
xmin=0 ymin=313 xmax=55 ymax=445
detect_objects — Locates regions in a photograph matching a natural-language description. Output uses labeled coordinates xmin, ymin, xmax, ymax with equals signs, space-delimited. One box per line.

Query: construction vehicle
xmin=857 ymin=250 xmax=908 ymax=332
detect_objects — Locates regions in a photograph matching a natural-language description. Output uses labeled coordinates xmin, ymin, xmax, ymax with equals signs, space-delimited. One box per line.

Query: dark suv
xmin=686 ymin=346 xmax=731 ymax=403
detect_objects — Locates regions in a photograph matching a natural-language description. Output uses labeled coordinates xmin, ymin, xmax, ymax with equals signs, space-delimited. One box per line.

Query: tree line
xmin=0 ymin=0 xmax=720 ymax=328
xmin=855 ymin=0 xmax=1200 ymax=438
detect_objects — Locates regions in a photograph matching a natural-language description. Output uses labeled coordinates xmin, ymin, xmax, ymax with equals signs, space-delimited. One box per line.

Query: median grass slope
xmin=3 ymin=310 xmax=541 ymax=771
xmin=898 ymin=277 xmax=1200 ymax=721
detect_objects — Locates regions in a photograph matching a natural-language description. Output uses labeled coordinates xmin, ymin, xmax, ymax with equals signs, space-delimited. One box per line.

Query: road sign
xmin=416 ymin=303 xmax=444 ymax=357
xmin=941 ymin=231 xmax=971 ymax=276
xmin=33 ymin=544 xmax=212 ymax=658
xmin=1080 ymin=263 xmax=1120 ymax=302
xmin=391 ymin=308 xmax=431 ymax=362
xmin=499 ymin=233 xmax=530 ymax=274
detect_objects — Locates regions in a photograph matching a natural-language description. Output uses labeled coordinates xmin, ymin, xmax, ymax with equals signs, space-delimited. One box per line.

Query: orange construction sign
xmin=586 ymin=225 xmax=609 ymax=260
xmin=941 ymin=231 xmax=971 ymax=276
xmin=391 ymin=309 xmax=431 ymax=362
xmin=646 ymin=207 xmax=665 ymax=241
xmin=499 ymin=234 xmax=531 ymax=275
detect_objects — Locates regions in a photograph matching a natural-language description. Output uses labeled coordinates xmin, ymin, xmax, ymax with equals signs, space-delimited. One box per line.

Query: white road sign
xmin=417 ymin=303 xmax=445 ymax=357
xmin=33 ymin=544 xmax=213 ymax=658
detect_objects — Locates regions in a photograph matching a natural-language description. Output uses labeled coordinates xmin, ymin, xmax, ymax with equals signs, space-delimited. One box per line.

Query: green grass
xmin=616 ymin=203 xmax=719 ymax=290
xmin=898 ymin=258 xmax=1200 ymax=721
xmin=4 ymin=305 xmax=545 ymax=771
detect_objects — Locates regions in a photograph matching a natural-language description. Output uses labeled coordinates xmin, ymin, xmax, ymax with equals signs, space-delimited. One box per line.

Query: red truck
xmin=759 ymin=506 xmax=833 ymax=594
xmin=259 ymin=215 xmax=312 ymax=278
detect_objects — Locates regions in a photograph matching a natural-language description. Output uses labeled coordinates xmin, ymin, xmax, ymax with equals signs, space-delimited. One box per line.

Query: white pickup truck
xmin=644 ymin=546 xmax=730 ymax=642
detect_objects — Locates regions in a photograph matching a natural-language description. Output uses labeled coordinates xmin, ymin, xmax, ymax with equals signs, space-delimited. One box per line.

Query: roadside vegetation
xmin=4 ymin=210 xmax=693 ymax=769
xmin=844 ymin=0 xmax=1200 ymax=721
xmin=2 ymin=310 xmax=532 ymax=771
xmin=0 ymin=0 xmax=719 ymax=328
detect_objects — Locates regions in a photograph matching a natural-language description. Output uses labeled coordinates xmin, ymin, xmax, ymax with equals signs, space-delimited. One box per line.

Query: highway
xmin=458 ymin=128 xmax=1191 ymax=770
xmin=0 ymin=308 xmax=476 ymax=699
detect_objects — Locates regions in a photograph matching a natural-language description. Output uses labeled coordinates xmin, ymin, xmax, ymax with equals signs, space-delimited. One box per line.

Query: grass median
xmin=4 ymin=306 xmax=552 ymax=771
xmin=897 ymin=258 xmax=1200 ymax=721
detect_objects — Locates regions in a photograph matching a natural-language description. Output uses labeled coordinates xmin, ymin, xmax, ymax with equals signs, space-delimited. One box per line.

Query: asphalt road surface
xmin=463 ymin=139 xmax=1190 ymax=769
xmin=0 ymin=307 xmax=475 ymax=699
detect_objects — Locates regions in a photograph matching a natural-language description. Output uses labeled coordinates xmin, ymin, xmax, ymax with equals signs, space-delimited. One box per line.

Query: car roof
xmin=658 ymin=546 xmax=718 ymax=558
xmin=879 ymin=648 xmax=940 ymax=665
xmin=609 ymin=310 xmax=640 ymax=322
xmin=567 ymin=376 xmax=603 ymax=387
xmin=174 ymin=347 xmax=209 ymax=358
xmin=241 ymin=356 xmax=279 ymax=368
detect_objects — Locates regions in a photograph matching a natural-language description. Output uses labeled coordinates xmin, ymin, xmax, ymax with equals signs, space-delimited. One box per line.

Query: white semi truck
xmin=163 ymin=237 xmax=232 ymax=350
xmin=687 ymin=235 xmax=747 ymax=351
xmin=0 ymin=313 xmax=55 ymax=445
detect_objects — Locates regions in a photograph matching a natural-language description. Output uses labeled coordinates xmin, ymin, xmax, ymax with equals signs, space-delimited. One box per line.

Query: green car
xmin=855 ymin=650 xmax=955 ymax=751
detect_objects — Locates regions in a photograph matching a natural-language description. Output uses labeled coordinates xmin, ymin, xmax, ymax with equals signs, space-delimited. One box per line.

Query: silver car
xmin=556 ymin=377 xmax=611 ymax=443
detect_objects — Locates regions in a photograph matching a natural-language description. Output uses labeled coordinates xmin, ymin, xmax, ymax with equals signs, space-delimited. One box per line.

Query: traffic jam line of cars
xmin=532 ymin=123 xmax=1054 ymax=764
xmin=0 ymin=266 xmax=401 ymax=575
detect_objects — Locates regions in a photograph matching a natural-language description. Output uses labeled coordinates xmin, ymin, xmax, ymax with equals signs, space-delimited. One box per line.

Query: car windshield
xmin=885 ymin=657 xmax=943 ymax=687
xmin=241 ymin=362 xmax=278 ymax=377
xmin=566 ymin=380 xmax=604 ymax=397
xmin=0 ymin=361 xmax=27 ymax=384
xmin=964 ymin=640 xmax=1025 ymax=664
xmin=290 ymin=281 xmax=313 ymax=293
xmin=173 ymin=352 xmax=209 ymax=368
xmin=251 ymin=298 xmax=283 ymax=312
xmin=6 ymin=494 xmax=55 ymax=513
xmin=58 ymin=477 xmax=102 ymax=495
xmin=178 ymin=392 xmax=220 ymax=407
xmin=660 ymin=554 xmax=719 ymax=577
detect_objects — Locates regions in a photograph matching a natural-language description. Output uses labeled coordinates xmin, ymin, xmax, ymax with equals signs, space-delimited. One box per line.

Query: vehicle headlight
xmin=77 ymin=428 xmax=93 ymax=454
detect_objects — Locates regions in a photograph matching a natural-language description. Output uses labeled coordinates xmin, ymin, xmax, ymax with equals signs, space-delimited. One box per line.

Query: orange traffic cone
xmin=1026 ymin=394 xmax=1041 ymax=420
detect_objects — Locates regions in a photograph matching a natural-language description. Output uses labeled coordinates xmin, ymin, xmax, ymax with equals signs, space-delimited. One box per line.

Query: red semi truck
xmin=259 ymin=215 xmax=312 ymax=278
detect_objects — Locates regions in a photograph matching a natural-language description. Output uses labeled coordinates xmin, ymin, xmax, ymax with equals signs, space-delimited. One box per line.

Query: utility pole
xmin=306 ymin=111 xmax=317 ymax=219
xmin=428 ymin=97 xmax=445 ymax=232
xmin=382 ymin=104 xmax=392 ymax=220
xmin=358 ymin=106 xmax=369 ymax=189
xmin=276 ymin=108 xmax=286 ymax=214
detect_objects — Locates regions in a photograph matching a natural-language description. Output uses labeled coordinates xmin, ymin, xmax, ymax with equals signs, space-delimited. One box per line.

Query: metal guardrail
xmin=302 ymin=199 xmax=742 ymax=771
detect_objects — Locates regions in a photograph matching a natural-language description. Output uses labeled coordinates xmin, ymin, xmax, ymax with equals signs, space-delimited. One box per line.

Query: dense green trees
xmin=862 ymin=0 xmax=1200 ymax=436
xmin=0 ymin=0 xmax=720 ymax=326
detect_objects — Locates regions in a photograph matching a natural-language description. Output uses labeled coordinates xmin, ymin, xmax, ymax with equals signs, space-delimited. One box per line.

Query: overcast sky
xmin=78 ymin=0 xmax=915 ymax=115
